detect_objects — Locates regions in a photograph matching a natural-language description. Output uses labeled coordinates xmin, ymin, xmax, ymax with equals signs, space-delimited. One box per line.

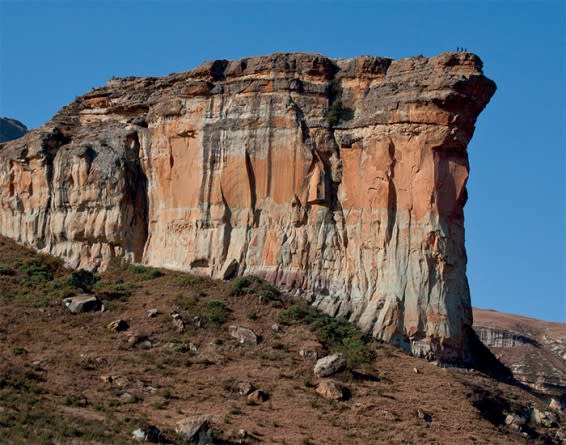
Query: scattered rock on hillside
xmin=131 ymin=424 xmax=164 ymax=443
xmin=237 ymin=381 xmax=255 ymax=396
xmin=229 ymin=325 xmax=259 ymax=346
xmin=299 ymin=341 xmax=324 ymax=360
xmin=504 ymin=413 xmax=527 ymax=431
xmin=63 ymin=295 xmax=104 ymax=313
xmin=247 ymin=389 xmax=268 ymax=403
xmin=170 ymin=311 xmax=185 ymax=333
xmin=148 ymin=308 xmax=159 ymax=318
xmin=107 ymin=319 xmax=129 ymax=332
xmin=175 ymin=415 xmax=213 ymax=443
xmin=531 ymin=406 xmax=558 ymax=428
xmin=416 ymin=408 xmax=432 ymax=423
xmin=316 ymin=380 xmax=347 ymax=400
xmin=314 ymin=353 xmax=347 ymax=377
xmin=549 ymin=398 xmax=564 ymax=413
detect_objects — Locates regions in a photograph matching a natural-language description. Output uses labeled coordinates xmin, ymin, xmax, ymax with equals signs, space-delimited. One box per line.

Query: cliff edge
xmin=0 ymin=52 xmax=496 ymax=362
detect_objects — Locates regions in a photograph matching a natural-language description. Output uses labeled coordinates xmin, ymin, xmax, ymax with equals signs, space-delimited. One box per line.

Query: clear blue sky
xmin=1 ymin=0 xmax=564 ymax=322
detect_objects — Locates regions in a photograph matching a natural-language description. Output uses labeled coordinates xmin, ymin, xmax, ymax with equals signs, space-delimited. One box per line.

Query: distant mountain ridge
xmin=0 ymin=117 xmax=28 ymax=143
xmin=473 ymin=307 xmax=566 ymax=399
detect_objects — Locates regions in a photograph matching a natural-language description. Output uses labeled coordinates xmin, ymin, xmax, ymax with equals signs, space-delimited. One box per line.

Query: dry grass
xmin=0 ymin=236 xmax=561 ymax=444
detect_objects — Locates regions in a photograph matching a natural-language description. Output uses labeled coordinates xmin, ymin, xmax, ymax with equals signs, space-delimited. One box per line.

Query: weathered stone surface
xmin=107 ymin=319 xmax=129 ymax=332
xmin=0 ymin=52 xmax=496 ymax=362
xmin=531 ymin=407 xmax=558 ymax=428
xmin=0 ymin=117 xmax=27 ymax=143
xmin=62 ymin=294 xmax=103 ymax=313
xmin=229 ymin=325 xmax=259 ymax=345
xmin=237 ymin=381 xmax=255 ymax=396
xmin=170 ymin=311 xmax=185 ymax=333
xmin=314 ymin=353 xmax=347 ymax=377
xmin=316 ymin=380 xmax=346 ymax=400
xmin=175 ymin=415 xmax=213 ymax=442
xmin=299 ymin=341 xmax=325 ymax=360
xmin=247 ymin=389 xmax=268 ymax=403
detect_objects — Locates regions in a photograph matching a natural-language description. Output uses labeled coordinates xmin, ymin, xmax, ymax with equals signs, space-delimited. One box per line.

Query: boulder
xmin=247 ymin=389 xmax=268 ymax=403
xmin=131 ymin=424 xmax=164 ymax=443
xmin=416 ymin=408 xmax=433 ymax=423
xmin=175 ymin=415 xmax=213 ymax=443
xmin=171 ymin=311 xmax=185 ymax=333
xmin=237 ymin=381 xmax=255 ymax=396
xmin=505 ymin=413 xmax=527 ymax=431
xmin=148 ymin=309 xmax=159 ymax=318
xmin=314 ymin=353 xmax=347 ymax=377
xmin=229 ymin=326 xmax=259 ymax=346
xmin=315 ymin=380 xmax=346 ymax=400
xmin=62 ymin=295 xmax=103 ymax=313
xmin=531 ymin=406 xmax=558 ymax=428
xmin=549 ymin=397 xmax=564 ymax=413
xmin=107 ymin=319 xmax=129 ymax=332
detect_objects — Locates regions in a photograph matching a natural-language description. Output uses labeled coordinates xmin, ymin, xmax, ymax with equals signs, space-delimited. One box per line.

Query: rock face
xmin=0 ymin=117 xmax=27 ymax=143
xmin=0 ymin=52 xmax=495 ymax=362
xmin=474 ymin=308 xmax=566 ymax=398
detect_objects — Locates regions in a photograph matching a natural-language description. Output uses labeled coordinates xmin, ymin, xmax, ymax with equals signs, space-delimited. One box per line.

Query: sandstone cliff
xmin=0 ymin=52 xmax=495 ymax=362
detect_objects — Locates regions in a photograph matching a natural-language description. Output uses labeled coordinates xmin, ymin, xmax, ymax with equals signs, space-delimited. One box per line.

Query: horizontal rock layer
xmin=0 ymin=52 xmax=496 ymax=362
xmin=474 ymin=308 xmax=566 ymax=397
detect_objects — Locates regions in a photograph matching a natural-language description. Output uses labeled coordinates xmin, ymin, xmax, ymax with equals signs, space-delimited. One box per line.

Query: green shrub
xmin=278 ymin=301 xmax=376 ymax=368
xmin=174 ymin=274 xmax=204 ymax=287
xmin=92 ymin=279 xmax=134 ymax=301
xmin=229 ymin=275 xmax=281 ymax=300
xmin=18 ymin=255 xmax=62 ymax=282
xmin=0 ymin=265 xmax=15 ymax=276
xmin=127 ymin=264 xmax=162 ymax=280
xmin=202 ymin=300 xmax=231 ymax=326
xmin=68 ymin=269 xmax=98 ymax=292
xmin=325 ymin=78 xmax=346 ymax=128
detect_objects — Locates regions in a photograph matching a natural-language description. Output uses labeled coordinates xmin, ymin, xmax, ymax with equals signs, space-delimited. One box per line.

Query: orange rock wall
xmin=0 ymin=53 xmax=495 ymax=362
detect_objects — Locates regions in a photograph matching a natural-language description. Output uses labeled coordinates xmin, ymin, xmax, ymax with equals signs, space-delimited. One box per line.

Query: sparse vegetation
xmin=68 ymin=269 xmax=98 ymax=292
xmin=127 ymin=264 xmax=163 ymax=280
xmin=326 ymin=78 xmax=346 ymax=127
xmin=278 ymin=301 xmax=377 ymax=368
xmin=202 ymin=300 xmax=232 ymax=326
xmin=229 ymin=275 xmax=281 ymax=301
xmin=0 ymin=236 xmax=558 ymax=444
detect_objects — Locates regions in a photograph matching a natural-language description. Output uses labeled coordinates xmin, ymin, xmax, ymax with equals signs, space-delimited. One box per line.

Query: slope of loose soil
xmin=0 ymin=236 xmax=563 ymax=444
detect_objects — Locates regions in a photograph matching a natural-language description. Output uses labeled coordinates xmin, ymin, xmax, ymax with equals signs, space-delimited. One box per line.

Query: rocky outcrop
xmin=474 ymin=308 xmax=566 ymax=398
xmin=0 ymin=52 xmax=496 ymax=362
xmin=0 ymin=117 xmax=27 ymax=143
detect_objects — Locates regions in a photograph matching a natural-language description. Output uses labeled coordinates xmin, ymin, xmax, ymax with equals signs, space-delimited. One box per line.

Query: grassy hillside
xmin=0 ymin=236 xmax=562 ymax=444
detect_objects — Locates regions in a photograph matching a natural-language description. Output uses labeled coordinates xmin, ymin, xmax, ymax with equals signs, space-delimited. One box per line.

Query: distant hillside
xmin=0 ymin=117 xmax=27 ymax=142
xmin=473 ymin=308 xmax=566 ymax=399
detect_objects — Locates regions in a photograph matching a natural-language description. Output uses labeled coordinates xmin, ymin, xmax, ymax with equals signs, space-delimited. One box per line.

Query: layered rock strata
xmin=474 ymin=308 xmax=566 ymax=398
xmin=0 ymin=52 xmax=495 ymax=361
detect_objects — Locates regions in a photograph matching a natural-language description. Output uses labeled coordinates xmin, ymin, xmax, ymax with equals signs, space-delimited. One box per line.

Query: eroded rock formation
xmin=0 ymin=52 xmax=495 ymax=362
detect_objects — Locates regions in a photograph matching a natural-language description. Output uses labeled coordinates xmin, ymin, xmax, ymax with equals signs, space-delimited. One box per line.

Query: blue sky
xmin=1 ymin=0 xmax=564 ymax=322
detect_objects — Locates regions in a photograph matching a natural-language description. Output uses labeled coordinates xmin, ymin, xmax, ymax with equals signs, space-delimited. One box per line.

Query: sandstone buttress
xmin=0 ymin=52 xmax=496 ymax=362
